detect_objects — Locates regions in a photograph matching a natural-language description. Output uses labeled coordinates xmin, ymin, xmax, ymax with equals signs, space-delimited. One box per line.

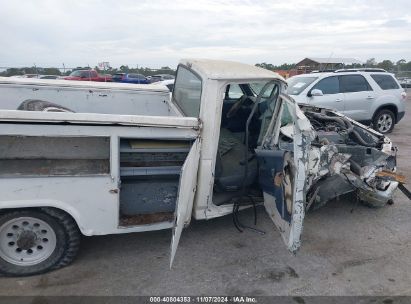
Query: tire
xmin=373 ymin=109 xmax=395 ymax=134
xmin=0 ymin=209 xmax=80 ymax=277
xmin=17 ymin=99 xmax=74 ymax=112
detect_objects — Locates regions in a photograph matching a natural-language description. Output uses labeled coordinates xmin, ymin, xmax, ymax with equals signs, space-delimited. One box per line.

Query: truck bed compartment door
xmin=170 ymin=138 xmax=201 ymax=267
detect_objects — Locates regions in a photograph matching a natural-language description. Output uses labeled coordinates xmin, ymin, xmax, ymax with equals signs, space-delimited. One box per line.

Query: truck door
xmin=256 ymin=94 xmax=314 ymax=252
xmin=170 ymin=138 xmax=201 ymax=266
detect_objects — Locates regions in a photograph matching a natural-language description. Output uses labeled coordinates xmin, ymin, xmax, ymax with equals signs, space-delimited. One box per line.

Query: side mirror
xmin=309 ymin=89 xmax=323 ymax=97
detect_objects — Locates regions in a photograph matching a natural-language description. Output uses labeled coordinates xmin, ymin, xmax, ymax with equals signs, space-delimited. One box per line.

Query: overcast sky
xmin=0 ymin=0 xmax=410 ymax=69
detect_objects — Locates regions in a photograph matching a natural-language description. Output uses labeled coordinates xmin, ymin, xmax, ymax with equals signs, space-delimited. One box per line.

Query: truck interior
xmin=212 ymin=81 xmax=282 ymax=206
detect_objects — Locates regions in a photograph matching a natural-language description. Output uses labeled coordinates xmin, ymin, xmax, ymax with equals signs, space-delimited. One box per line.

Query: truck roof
xmin=0 ymin=77 xmax=169 ymax=93
xmin=180 ymin=58 xmax=285 ymax=82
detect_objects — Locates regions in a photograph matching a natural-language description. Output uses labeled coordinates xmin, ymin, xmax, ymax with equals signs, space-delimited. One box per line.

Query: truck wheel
xmin=17 ymin=99 xmax=74 ymax=112
xmin=0 ymin=209 xmax=80 ymax=276
xmin=373 ymin=109 xmax=395 ymax=134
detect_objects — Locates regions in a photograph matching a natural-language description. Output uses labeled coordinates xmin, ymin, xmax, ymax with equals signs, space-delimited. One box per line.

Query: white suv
xmin=287 ymin=69 xmax=407 ymax=133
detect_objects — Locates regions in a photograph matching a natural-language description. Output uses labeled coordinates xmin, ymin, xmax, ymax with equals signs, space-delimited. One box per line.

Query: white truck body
xmin=0 ymin=77 xmax=177 ymax=116
xmin=0 ymin=59 xmax=401 ymax=276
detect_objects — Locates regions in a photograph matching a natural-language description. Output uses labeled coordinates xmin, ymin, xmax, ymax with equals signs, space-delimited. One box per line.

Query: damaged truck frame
xmin=0 ymin=59 xmax=403 ymax=276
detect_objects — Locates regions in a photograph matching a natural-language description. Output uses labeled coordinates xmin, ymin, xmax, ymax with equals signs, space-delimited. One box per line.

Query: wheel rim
xmin=0 ymin=217 xmax=57 ymax=266
xmin=377 ymin=114 xmax=393 ymax=133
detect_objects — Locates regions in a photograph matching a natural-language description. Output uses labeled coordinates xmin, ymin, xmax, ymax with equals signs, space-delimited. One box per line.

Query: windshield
xmin=70 ymin=70 xmax=89 ymax=77
xmin=286 ymin=76 xmax=317 ymax=95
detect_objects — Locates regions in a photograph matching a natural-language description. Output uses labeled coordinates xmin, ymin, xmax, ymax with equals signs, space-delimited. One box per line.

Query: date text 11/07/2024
xmin=149 ymin=296 xmax=258 ymax=303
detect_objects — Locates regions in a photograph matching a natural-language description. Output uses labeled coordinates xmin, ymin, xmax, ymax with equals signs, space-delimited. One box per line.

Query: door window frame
xmin=171 ymin=65 xmax=203 ymax=118
xmin=312 ymin=76 xmax=340 ymax=95
xmin=339 ymin=74 xmax=373 ymax=93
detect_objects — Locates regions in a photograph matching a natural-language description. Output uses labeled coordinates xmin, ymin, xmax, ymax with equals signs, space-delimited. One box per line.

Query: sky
xmin=0 ymin=0 xmax=410 ymax=69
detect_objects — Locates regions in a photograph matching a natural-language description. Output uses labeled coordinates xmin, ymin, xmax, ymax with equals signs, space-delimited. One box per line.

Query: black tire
xmin=0 ymin=208 xmax=80 ymax=277
xmin=17 ymin=99 xmax=74 ymax=112
xmin=372 ymin=109 xmax=395 ymax=134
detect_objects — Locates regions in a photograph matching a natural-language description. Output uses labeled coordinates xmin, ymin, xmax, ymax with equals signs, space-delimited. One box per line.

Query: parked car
xmin=150 ymin=74 xmax=175 ymax=83
xmin=63 ymin=70 xmax=112 ymax=82
xmin=287 ymin=69 xmax=406 ymax=134
xmin=398 ymin=77 xmax=411 ymax=88
xmin=39 ymin=75 xmax=60 ymax=80
xmin=111 ymin=73 xmax=149 ymax=84
xmin=154 ymin=79 xmax=175 ymax=92
xmin=21 ymin=74 xmax=40 ymax=78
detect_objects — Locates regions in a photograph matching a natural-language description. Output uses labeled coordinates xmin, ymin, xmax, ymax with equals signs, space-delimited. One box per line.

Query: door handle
xmin=109 ymin=189 xmax=119 ymax=194
xmin=335 ymin=98 xmax=343 ymax=102
xmin=366 ymin=96 xmax=374 ymax=100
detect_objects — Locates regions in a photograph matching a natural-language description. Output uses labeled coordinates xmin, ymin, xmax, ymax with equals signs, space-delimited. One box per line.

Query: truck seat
xmin=214 ymin=128 xmax=258 ymax=192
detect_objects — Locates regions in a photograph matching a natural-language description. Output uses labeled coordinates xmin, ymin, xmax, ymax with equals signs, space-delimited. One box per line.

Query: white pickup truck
xmin=0 ymin=59 xmax=402 ymax=276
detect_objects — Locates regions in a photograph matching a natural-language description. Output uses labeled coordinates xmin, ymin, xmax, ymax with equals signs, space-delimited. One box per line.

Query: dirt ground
xmin=0 ymin=90 xmax=410 ymax=296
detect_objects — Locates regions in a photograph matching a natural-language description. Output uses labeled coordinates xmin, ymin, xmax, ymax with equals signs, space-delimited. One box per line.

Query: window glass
xmin=227 ymin=84 xmax=243 ymax=99
xmin=81 ymin=71 xmax=88 ymax=78
xmin=313 ymin=76 xmax=339 ymax=94
xmin=371 ymin=74 xmax=399 ymax=90
xmin=286 ymin=77 xmax=318 ymax=95
xmin=340 ymin=75 xmax=372 ymax=93
xmin=281 ymin=102 xmax=294 ymax=127
xmin=69 ymin=70 xmax=82 ymax=77
xmin=250 ymin=82 xmax=277 ymax=98
xmin=172 ymin=66 xmax=202 ymax=117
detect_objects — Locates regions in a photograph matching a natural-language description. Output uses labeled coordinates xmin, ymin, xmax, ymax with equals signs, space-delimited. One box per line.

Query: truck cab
xmin=0 ymin=59 xmax=400 ymax=276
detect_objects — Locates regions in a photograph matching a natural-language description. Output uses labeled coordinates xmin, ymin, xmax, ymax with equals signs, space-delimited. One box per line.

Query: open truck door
xmin=170 ymin=138 xmax=201 ymax=267
xmin=256 ymin=94 xmax=315 ymax=252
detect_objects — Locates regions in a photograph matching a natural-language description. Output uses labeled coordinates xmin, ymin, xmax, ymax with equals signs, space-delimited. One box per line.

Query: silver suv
xmin=287 ymin=69 xmax=407 ymax=133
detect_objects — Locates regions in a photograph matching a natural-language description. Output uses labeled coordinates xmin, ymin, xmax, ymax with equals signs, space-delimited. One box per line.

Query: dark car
xmin=149 ymin=74 xmax=175 ymax=83
xmin=112 ymin=73 xmax=149 ymax=84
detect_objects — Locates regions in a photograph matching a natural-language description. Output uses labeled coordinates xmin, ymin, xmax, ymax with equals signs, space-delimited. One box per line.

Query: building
xmin=295 ymin=57 xmax=362 ymax=73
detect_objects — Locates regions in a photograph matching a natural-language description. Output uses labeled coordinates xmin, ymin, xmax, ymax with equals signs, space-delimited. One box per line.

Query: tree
xmin=377 ymin=60 xmax=394 ymax=71
xmin=365 ymin=58 xmax=377 ymax=67
xmin=119 ymin=65 xmax=130 ymax=72
xmin=255 ymin=62 xmax=295 ymax=71
xmin=43 ymin=68 xmax=61 ymax=76
xmin=397 ymin=59 xmax=406 ymax=66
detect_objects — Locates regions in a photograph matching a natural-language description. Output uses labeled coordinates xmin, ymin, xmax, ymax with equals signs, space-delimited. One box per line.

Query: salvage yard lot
xmin=0 ymin=91 xmax=410 ymax=296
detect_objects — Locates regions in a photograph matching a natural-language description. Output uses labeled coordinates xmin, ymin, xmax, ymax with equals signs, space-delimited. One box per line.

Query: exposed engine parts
xmin=295 ymin=107 xmax=400 ymax=209
xmin=304 ymin=110 xmax=383 ymax=148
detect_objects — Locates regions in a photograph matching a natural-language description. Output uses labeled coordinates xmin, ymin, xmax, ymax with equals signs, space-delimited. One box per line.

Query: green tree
xmin=365 ymin=58 xmax=377 ymax=67
xmin=119 ymin=65 xmax=130 ymax=73
xmin=377 ymin=60 xmax=394 ymax=71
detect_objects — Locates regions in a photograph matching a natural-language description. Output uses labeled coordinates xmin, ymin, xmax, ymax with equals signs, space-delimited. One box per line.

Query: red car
xmin=63 ymin=70 xmax=112 ymax=82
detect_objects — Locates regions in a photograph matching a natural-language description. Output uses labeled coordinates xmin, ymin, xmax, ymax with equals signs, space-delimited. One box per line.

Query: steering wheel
xmin=226 ymin=95 xmax=249 ymax=118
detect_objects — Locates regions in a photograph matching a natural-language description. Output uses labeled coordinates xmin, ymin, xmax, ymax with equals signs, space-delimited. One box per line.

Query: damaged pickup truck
xmin=0 ymin=59 xmax=403 ymax=276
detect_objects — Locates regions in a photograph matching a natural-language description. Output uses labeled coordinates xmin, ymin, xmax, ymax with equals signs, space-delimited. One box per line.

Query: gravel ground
xmin=0 ymin=90 xmax=410 ymax=296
